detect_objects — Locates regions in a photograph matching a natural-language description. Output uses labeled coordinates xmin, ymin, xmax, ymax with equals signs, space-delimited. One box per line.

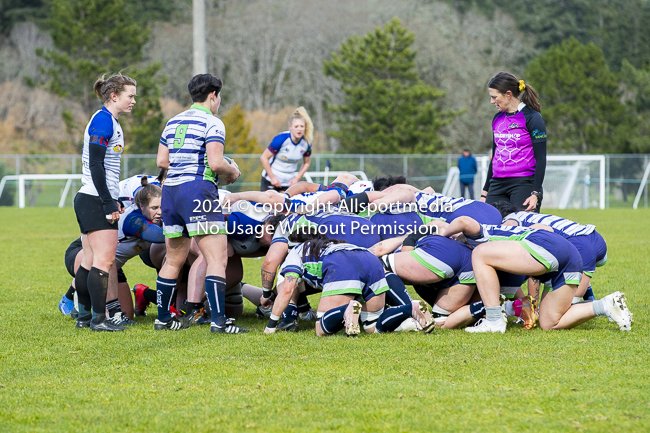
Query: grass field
xmin=0 ymin=207 xmax=649 ymax=432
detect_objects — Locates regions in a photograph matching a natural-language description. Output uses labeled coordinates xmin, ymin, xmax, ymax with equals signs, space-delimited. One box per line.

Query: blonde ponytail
xmin=290 ymin=106 xmax=314 ymax=144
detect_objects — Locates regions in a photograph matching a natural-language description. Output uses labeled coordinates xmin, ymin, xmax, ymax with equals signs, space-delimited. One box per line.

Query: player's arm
xmin=481 ymin=139 xmax=497 ymax=202
xmin=441 ymin=216 xmax=481 ymax=238
xmin=260 ymin=148 xmax=281 ymax=187
xmin=291 ymin=154 xmax=311 ymax=185
xmin=260 ymin=241 xmax=289 ymax=306
xmin=264 ymin=273 xmax=299 ymax=334
xmin=122 ymin=213 xmax=165 ymax=243
xmin=156 ymin=143 xmax=169 ymax=169
xmin=88 ymin=115 xmax=118 ymax=217
xmin=530 ymin=223 xmax=554 ymax=232
xmin=368 ymin=235 xmax=409 ymax=257
xmin=206 ymin=141 xmax=239 ymax=184
xmin=284 ymin=181 xmax=320 ymax=196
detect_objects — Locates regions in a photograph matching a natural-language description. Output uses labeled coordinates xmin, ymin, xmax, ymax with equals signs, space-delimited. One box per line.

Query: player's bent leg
xmin=316 ymin=294 xmax=356 ymax=337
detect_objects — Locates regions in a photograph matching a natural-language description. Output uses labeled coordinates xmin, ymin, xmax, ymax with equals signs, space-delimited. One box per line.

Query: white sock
xmin=504 ymin=301 xmax=515 ymax=317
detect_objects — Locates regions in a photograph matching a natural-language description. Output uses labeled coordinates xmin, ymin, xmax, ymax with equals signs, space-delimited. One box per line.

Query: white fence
xmin=0 ymin=153 xmax=648 ymax=209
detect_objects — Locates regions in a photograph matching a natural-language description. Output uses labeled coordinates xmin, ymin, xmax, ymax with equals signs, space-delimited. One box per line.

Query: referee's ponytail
xmin=488 ymin=72 xmax=541 ymax=112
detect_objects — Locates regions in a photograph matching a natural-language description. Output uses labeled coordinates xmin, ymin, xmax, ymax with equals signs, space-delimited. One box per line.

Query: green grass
xmin=1 ymin=208 xmax=649 ymax=432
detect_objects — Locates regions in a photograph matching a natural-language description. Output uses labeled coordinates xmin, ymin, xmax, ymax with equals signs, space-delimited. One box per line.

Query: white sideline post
xmin=0 ymin=174 xmax=83 ymax=208
xmin=302 ymin=171 xmax=368 ymax=184
xmin=633 ymin=161 xmax=650 ymax=210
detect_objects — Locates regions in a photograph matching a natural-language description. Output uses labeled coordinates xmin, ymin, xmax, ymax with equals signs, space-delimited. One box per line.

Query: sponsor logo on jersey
xmin=190 ymin=215 xmax=207 ymax=222
xmin=494 ymin=133 xmax=521 ymax=139
xmin=113 ymin=144 xmax=123 ymax=152
xmin=508 ymin=123 xmax=519 ymax=129
xmin=532 ymin=129 xmax=547 ymax=139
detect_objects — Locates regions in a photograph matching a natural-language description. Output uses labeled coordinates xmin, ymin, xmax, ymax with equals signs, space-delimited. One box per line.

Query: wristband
xmin=262 ymin=289 xmax=273 ymax=300
xmin=267 ymin=317 xmax=280 ymax=329
xmin=480 ymin=194 xmax=487 ymax=199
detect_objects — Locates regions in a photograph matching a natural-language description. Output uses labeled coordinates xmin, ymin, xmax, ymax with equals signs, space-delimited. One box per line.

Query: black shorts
xmin=117 ymin=268 xmax=127 ymax=284
xmin=486 ymin=176 xmax=543 ymax=212
xmin=64 ymin=237 xmax=83 ymax=277
xmin=139 ymin=249 xmax=158 ymax=269
xmin=73 ymin=192 xmax=118 ymax=234
xmin=260 ymin=176 xmax=285 ymax=192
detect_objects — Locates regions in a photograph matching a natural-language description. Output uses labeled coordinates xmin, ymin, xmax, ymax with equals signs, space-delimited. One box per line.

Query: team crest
xmin=113 ymin=144 xmax=123 ymax=152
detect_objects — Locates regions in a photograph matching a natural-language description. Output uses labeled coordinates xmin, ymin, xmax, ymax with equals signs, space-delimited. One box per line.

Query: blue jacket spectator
xmin=458 ymin=149 xmax=477 ymax=199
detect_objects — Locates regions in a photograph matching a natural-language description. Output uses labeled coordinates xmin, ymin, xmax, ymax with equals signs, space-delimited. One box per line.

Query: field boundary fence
xmin=0 ymin=153 xmax=648 ymax=209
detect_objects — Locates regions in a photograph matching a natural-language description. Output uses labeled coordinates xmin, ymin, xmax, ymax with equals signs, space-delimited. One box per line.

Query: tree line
xmin=0 ymin=0 xmax=648 ymax=155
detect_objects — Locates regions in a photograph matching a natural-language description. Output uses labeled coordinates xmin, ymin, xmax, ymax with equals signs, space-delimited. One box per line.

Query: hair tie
xmin=518 ymin=80 xmax=526 ymax=92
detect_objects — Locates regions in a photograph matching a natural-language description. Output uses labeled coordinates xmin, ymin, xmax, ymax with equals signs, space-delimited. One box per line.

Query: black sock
xmin=106 ymin=299 xmax=121 ymax=318
xmin=75 ymin=267 xmax=91 ymax=319
xmin=297 ymin=292 xmax=310 ymax=313
xmin=65 ymin=285 xmax=75 ymax=300
xmin=385 ymin=273 xmax=412 ymax=306
xmin=181 ymin=301 xmax=204 ymax=313
xmin=143 ymin=288 xmax=157 ymax=304
xmin=88 ymin=267 xmax=109 ymax=323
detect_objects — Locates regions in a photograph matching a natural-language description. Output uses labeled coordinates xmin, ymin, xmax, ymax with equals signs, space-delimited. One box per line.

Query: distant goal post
xmin=443 ymin=155 xmax=605 ymax=210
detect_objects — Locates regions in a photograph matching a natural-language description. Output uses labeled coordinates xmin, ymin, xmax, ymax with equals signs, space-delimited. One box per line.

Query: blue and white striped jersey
xmin=504 ymin=211 xmax=596 ymax=237
xmin=465 ymin=224 xmax=536 ymax=248
xmin=79 ymin=107 xmax=124 ymax=199
xmin=160 ymin=104 xmax=226 ymax=186
xmin=415 ymin=192 xmax=469 ymax=221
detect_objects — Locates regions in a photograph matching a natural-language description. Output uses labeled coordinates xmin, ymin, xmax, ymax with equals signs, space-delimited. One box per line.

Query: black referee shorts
xmin=486 ymin=176 xmax=543 ymax=212
xmin=73 ymin=192 xmax=118 ymax=234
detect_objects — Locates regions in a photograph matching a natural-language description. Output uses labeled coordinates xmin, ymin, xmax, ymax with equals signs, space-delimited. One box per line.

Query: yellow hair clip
xmin=518 ymin=80 xmax=526 ymax=92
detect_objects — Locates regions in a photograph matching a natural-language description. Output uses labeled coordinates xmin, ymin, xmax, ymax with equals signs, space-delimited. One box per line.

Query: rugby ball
xmin=223 ymin=156 xmax=240 ymax=171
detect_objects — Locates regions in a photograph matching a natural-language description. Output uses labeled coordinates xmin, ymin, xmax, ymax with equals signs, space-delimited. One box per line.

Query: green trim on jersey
xmin=284 ymin=272 xmax=301 ymax=281
xmin=409 ymin=250 xmax=447 ymax=279
xmin=519 ymin=240 xmax=552 ymax=271
xmin=190 ymin=103 xmax=212 ymax=115
xmin=203 ymin=153 xmax=216 ymax=184
xmin=304 ymin=262 xmax=323 ymax=279
xmin=321 ymin=288 xmax=363 ymax=297
xmin=583 ymin=270 xmax=594 ymax=278
xmin=417 ymin=212 xmax=446 ymax=225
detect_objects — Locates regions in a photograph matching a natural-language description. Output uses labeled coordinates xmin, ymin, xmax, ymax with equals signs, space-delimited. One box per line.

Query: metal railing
xmin=0 ymin=153 xmax=648 ymax=208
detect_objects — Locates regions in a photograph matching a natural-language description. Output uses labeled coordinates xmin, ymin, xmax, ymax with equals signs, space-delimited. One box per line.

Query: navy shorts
xmin=567 ymin=231 xmax=608 ymax=276
xmin=409 ymin=236 xmax=474 ymax=288
xmin=321 ymin=250 xmax=388 ymax=301
xmin=318 ymin=215 xmax=381 ymax=248
xmin=161 ymin=180 xmax=226 ymax=238
xmin=521 ymin=231 xmax=583 ymax=291
xmin=370 ymin=211 xmax=423 ymax=240
xmin=497 ymin=271 xmax=526 ymax=298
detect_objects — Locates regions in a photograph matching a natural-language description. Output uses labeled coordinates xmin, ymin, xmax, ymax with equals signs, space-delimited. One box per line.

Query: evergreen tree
xmin=323 ymin=18 xmax=457 ymax=154
xmin=525 ymin=37 xmax=630 ymax=153
xmin=621 ymin=60 xmax=650 ymax=153
xmin=36 ymin=0 xmax=165 ymax=153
